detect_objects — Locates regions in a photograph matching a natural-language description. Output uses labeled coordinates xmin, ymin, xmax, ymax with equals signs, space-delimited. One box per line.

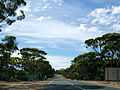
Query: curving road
xmin=41 ymin=74 xmax=120 ymax=90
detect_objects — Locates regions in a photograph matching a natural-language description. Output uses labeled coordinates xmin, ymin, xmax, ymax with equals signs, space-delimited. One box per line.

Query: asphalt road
xmin=41 ymin=74 xmax=120 ymax=90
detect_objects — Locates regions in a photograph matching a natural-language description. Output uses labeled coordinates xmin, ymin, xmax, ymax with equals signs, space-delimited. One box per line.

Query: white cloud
xmin=6 ymin=19 xmax=104 ymax=43
xmin=89 ymin=8 xmax=108 ymax=17
xmin=43 ymin=5 xmax=48 ymax=9
xmin=78 ymin=24 xmax=86 ymax=30
xmin=46 ymin=55 xmax=73 ymax=70
xmin=91 ymin=0 xmax=106 ymax=3
xmin=110 ymin=24 xmax=120 ymax=31
xmin=32 ymin=46 xmax=44 ymax=49
xmin=76 ymin=24 xmax=102 ymax=33
xmin=4 ymin=26 xmax=13 ymax=32
xmin=58 ymin=3 xmax=62 ymax=6
xmin=7 ymin=2 xmax=120 ymax=43
xmin=88 ymin=8 xmax=111 ymax=25
xmin=32 ymin=0 xmax=64 ymax=13
xmin=48 ymin=44 xmax=62 ymax=49
xmin=43 ymin=0 xmax=48 ymax=2
xmin=36 ymin=16 xmax=52 ymax=21
xmin=77 ymin=17 xmax=89 ymax=23
xmin=87 ymin=5 xmax=120 ymax=32
xmin=52 ymin=0 xmax=57 ymax=3
xmin=112 ymin=6 xmax=120 ymax=14
xmin=42 ymin=3 xmax=50 ymax=9
xmin=52 ymin=0 xmax=64 ymax=3
xmin=25 ymin=40 xmax=41 ymax=44
xmin=33 ymin=2 xmax=52 ymax=12
xmin=90 ymin=0 xmax=120 ymax=4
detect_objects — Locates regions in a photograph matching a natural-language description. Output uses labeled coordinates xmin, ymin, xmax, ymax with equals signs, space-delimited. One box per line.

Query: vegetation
xmin=0 ymin=35 xmax=54 ymax=81
xmin=0 ymin=0 xmax=55 ymax=81
xmin=0 ymin=0 xmax=26 ymax=31
xmin=0 ymin=1 xmax=120 ymax=82
xmin=59 ymin=33 xmax=120 ymax=81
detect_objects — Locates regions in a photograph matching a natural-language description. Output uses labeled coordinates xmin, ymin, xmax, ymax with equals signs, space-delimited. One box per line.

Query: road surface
xmin=41 ymin=74 xmax=120 ymax=90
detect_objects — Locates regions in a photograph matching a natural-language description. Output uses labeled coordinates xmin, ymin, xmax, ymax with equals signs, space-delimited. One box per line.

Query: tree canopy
xmin=85 ymin=33 xmax=120 ymax=61
xmin=61 ymin=33 xmax=120 ymax=81
xmin=0 ymin=0 xmax=26 ymax=31
xmin=0 ymin=35 xmax=54 ymax=81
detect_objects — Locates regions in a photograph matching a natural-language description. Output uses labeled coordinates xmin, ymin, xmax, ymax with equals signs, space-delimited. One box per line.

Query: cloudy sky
xmin=1 ymin=0 xmax=120 ymax=70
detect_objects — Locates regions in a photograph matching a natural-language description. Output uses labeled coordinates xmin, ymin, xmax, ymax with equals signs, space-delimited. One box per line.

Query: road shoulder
xmin=78 ymin=80 xmax=120 ymax=89
xmin=0 ymin=79 xmax=54 ymax=90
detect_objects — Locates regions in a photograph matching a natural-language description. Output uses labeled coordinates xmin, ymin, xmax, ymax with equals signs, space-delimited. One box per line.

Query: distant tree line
xmin=0 ymin=35 xmax=54 ymax=81
xmin=57 ymin=33 xmax=120 ymax=81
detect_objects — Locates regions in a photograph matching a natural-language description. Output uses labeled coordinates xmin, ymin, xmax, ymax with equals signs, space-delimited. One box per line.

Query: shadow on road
xmin=41 ymin=84 xmax=105 ymax=90
xmin=77 ymin=85 xmax=105 ymax=89
xmin=0 ymin=84 xmax=45 ymax=90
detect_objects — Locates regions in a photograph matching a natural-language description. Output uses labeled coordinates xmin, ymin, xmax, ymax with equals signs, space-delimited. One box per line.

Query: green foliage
xmin=85 ymin=33 xmax=120 ymax=80
xmin=55 ymin=69 xmax=65 ymax=74
xmin=20 ymin=47 xmax=47 ymax=60
xmin=0 ymin=0 xmax=26 ymax=30
xmin=0 ymin=35 xmax=54 ymax=81
xmin=2 ymin=35 xmax=18 ymax=53
xmin=63 ymin=33 xmax=120 ymax=81
xmin=85 ymin=33 xmax=120 ymax=66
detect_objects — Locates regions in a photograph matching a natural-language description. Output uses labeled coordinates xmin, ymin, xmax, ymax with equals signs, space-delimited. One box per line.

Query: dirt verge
xmin=0 ymin=81 xmax=51 ymax=90
xmin=79 ymin=80 xmax=120 ymax=89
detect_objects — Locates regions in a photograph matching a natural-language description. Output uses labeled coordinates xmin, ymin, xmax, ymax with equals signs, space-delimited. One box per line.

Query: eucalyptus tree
xmin=20 ymin=47 xmax=47 ymax=61
xmin=102 ymin=33 xmax=120 ymax=59
xmin=10 ymin=57 xmax=22 ymax=69
xmin=62 ymin=52 xmax=103 ymax=80
xmin=0 ymin=43 xmax=6 ymax=69
xmin=0 ymin=35 xmax=18 ymax=80
xmin=72 ymin=52 xmax=102 ymax=80
xmin=20 ymin=47 xmax=50 ymax=79
xmin=35 ymin=60 xmax=54 ymax=79
xmin=0 ymin=0 xmax=26 ymax=31
xmin=63 ymin=33 xmax=120 ymax=81
xmin=0 ymin=35 xmax=18 ymax=68
xmin=2 ymin=35 xmax=18 ymax=52
xmin=85 ymin=33 xmax=120 ymax=61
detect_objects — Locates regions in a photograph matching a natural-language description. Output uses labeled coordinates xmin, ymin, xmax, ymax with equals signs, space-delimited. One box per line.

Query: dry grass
xmin=79 ymin=80 xmax=120 ymax=88
xmin=0 ymin=81 xmax=51 ymax=90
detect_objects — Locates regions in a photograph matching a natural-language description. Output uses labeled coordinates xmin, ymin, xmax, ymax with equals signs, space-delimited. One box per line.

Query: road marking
xmin=48 ymin=80 xmax=53 ymax=85
xmin=63 ymin=80 xmax=86 ymax=90
xmin=76 ymin=86 xmax=86 ymax=90
xmin=63 ymin=80 xmax=74 ymax=85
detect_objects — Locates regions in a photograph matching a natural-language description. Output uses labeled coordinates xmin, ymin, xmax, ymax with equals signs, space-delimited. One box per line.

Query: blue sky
xmin=1 ymin=0 xmax=120 ymax=69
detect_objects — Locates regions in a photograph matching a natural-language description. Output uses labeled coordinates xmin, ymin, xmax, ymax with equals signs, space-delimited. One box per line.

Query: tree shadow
xmin=77 ymin=85 xmax=105 ymax=89
xmin=0 ymin=84 xmax=45 ymax=90
xmin=0 ymin=84 xmax=9 ymax=90
xmin=41 ymin=84 xmax=105 ymax=90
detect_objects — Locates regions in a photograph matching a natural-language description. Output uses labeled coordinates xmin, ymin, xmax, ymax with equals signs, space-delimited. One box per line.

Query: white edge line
xmin=63 ymin=80 xmax=86 ymax=90
xmin=48 ymin=80 xmax=53 ymax=85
